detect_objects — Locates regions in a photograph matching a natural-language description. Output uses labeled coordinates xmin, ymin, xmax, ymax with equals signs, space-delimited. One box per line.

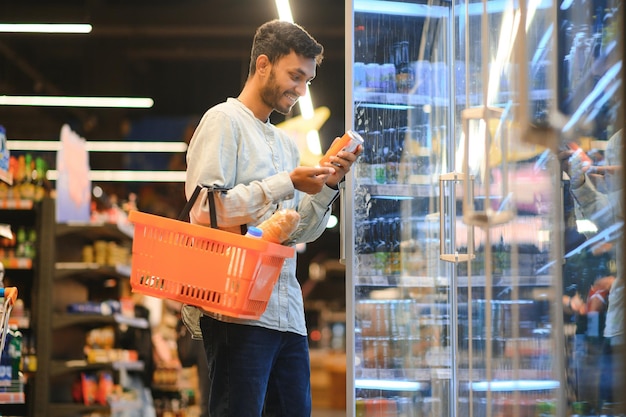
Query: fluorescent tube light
xmin=0 ymin=23 xmax=92 ymax=34
xmin=470 ymin=379 xmax=560 ymax=392
xmin=8 ymin=140 xmax=187 ymax=153
xmin=355 ymin=379 xmax=425 ymax=392
xmin=48 ymin=170 xmax=186 ymax=182
xmin=0 ymin=95 xmax=154 ymax=108
xmin=273 ymin=0 xmax=323 ymax=157
xmin=275 ymin=0 xmax=294 ymax=22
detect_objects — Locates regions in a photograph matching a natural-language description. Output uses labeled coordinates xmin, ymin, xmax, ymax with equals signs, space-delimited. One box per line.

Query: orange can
xmin=567 ymin=142 xmax=593 ymax=165
xmin=319 ymin=130 xmax=364 ymax=166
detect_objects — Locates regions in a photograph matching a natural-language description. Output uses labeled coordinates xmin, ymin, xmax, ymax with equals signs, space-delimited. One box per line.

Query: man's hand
xmin=321 ymin=142 xmax=363 ymax=189
xmin=558 ymin=147 xmax=590 ymax=189
xmin=290 ymin=166 xmax=335 ymax=195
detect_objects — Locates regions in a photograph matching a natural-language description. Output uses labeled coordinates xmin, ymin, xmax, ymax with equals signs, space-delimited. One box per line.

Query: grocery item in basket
xmin=257 ymin=209 xmax=300 ymax=244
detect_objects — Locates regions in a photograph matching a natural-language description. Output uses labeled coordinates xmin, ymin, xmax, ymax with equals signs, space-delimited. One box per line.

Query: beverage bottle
xmin=319 ymin=130 xmax=364 ymax=167
xmin=369 ymin=131 xmax=386 ymax=184
xmin=20 ymin=154 xmax=35 ymax=200
xmin=8 ymin=326 xmax=22 ymax=380
xmin=0 ymin=329 xmax=12 ymax=390
xmin=394 ymin=41 xmax=414 ymax=93
xmin=355 ymin=130 xmax=371 ymax=184
xmin=384 ymin=128 xmax=400 ymax=184
xmin=389 ymin=218 xmax=401 ymax=276
xmin=33 ymin=157 xmax=47 ymax=201
xmin=357 ymin=220 xmax=375 ymax=276
xmin=245 ymin=226 xmax=263 ymax=239
xmin=374 ymin=218 xmax=389 ymax=276
xmin=0 ymin=126 xmax=9 ymax=195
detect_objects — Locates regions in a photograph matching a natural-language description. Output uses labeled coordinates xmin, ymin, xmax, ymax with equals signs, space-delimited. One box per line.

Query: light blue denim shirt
xmin=182 ymin=98 xmax=338 ymax=338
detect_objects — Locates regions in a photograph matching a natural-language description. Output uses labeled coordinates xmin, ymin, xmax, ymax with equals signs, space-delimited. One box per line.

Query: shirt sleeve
xmin=185 ymin=110 xmax=295 ymax=230
xmin=571 ymin=179 xmax=621 ymax=232
xmin=291 ymin=185 xmax=339 ymax=244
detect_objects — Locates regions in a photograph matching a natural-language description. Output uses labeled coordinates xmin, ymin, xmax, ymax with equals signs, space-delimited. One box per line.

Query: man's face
xmin=260 ymin=51 xmax=316 ymax=115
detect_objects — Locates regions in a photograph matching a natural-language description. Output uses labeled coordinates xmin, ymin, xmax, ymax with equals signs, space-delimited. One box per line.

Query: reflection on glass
xmin=348 ymin=0 xmax=623 ymax=415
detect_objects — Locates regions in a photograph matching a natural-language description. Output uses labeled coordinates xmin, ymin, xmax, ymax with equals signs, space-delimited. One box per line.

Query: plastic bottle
xmin=8 ymin=326 xmax=22 ymax=380
xmin=245 ymin=226 xmax=263 ymax=239
xmin=0 ymin=126 xmax=9 ymax=173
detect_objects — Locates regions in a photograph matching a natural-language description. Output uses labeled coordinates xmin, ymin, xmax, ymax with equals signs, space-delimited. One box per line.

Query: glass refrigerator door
xmin=345 ymin=1 xmax=456 ymax=416
xmin=344 ymin=0 xmax=626 ymax=415
xmin=453 ymin=0 xmax=565 ymax=416
xmin=555 ymin=0 xmax=624 ymax=414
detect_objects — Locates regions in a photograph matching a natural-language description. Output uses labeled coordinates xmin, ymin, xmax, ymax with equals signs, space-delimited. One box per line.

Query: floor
xmin=312 ymin=408 xmax=347 ymax=417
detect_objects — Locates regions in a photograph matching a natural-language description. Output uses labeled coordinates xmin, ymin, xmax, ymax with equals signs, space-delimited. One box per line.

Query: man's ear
xmin=256 ymin=54 xmax=270 ymax=76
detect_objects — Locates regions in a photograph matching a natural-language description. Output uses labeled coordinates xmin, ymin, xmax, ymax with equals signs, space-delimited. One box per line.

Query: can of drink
xmin=319 ymin=130 xmax=364 ymax=166
xmin=380 ymin=63 xmax=397 ymax=93
xmin=365 ymin=63 xmax=382 ymax=90
xmin=354 ymin=62 xmax=367 ymax=90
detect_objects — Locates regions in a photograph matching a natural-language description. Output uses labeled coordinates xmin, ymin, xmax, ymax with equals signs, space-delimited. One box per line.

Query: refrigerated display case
xmin=344 ymin=0 xmax=623 ymax=416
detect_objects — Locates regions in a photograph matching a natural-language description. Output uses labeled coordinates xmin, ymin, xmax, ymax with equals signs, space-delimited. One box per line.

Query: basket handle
xmin=178 ymin=184 xmax=232 ymax=230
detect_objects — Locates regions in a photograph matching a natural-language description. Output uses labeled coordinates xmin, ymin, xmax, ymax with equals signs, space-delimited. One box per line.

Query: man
xmin=182 ymin=20 xmax=360 ymax=417
xmin=563 ymin=130 xmax=624 ymax=412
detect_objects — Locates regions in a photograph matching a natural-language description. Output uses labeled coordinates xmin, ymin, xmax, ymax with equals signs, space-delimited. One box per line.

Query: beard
xmin=260 ymin=69 xmax=297 ymax=115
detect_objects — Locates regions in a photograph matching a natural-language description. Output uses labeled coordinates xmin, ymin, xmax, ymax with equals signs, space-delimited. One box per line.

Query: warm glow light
xmin=326 ymin=215 xmax=338 ymax=229
xmin=299 ymin=86 xmax=315 ymax=119
xmin=0 ymin=23 xmax=92 ymax=33
xmin=273 ymin=0 xmax=322 ymax=158
xmin=0 ymin=95 xmax=154 ymax=108
xmin=306 ymin=130 xmax=322 ymax=155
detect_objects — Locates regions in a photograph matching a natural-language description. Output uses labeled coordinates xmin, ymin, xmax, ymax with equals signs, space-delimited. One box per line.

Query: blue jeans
xmin=199 ymin=315 xmax=312 ymax=417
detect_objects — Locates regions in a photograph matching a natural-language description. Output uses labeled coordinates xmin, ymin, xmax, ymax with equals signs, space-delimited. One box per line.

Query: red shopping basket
xmin=129 ymin=185 xmax=295 ymax=319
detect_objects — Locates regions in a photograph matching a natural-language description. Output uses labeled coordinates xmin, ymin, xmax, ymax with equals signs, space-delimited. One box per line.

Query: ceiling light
xmin=0 ymin=95 xmax=154 ymax=108
xmin=273 ymin=1 xmax=323 ymax=157
xmin=274 ymin=0 xmax=294 ymax=22
xmin=8 ymin=140 xmax=187 ymax=153
xmin=0 ymin=23 xmax=92 ymax=34
xmin=47 ymin=170 xmax=186 ymax=182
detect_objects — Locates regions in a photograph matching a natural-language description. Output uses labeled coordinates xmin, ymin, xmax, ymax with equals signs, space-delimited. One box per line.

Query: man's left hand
xmin=323 ymin=144 xmax=362 ymax=189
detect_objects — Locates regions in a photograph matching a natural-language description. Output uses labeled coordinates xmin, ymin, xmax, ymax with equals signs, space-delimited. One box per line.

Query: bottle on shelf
xmin=20 ymin=154 xmax=35 ymax=201
xmin=374 ymin=218 xmax=389 ymax=276
xmin=384 ymin=128 xmax=400 ymax=184
xmin=392 ymin=41 xmax=414 ymax=94
xmin=369 ymin=131 xmax=386 ymax=185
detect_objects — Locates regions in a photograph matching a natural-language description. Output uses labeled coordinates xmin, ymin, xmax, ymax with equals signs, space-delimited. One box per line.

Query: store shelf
xmin=1 ymin=257 xmax=33 ymax=269
xmin=54 ymin=263 xmax=131 ymax=281
xmin=55 ymin=221 xmax=133 ymax=241
xmin=0 ymin=200 xmax=33 ymax=210
xmin=356 ymin=274 xmax=552 ymax=287
xmin=52 ymin=313 xmax=148 ymax=330
xmin=0 ymin=391 xmax=25 ymax=404
xmin=361 ymin=183 xmax=437 ymax=198
xmin=48 ymin=398 xmax=143 ymax=416
xmin=51 ymin=359 xmax=145 ymax=377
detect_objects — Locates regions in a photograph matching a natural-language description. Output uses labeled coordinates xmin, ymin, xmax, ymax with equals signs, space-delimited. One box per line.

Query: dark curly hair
xmin=248 ymin=20 xmax=324 ymax=76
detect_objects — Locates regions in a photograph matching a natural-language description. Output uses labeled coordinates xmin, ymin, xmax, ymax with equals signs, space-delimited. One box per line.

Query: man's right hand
xmin=290 ymin=166 xmax=335 ymax=195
